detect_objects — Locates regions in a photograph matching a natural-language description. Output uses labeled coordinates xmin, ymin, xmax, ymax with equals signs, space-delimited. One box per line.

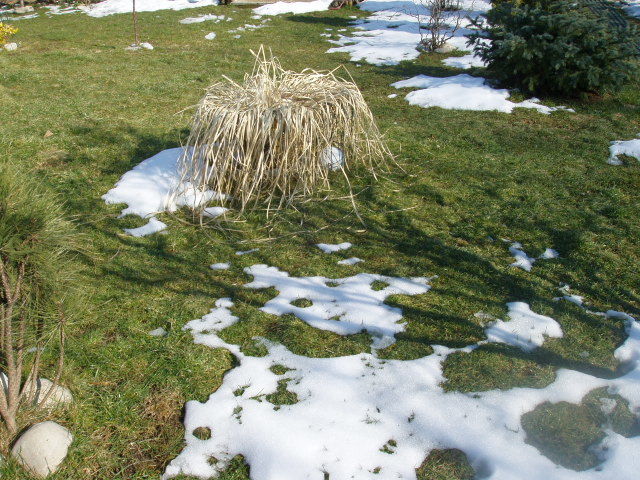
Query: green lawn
xmin=0 ymin=4 xmax=639 ymax=479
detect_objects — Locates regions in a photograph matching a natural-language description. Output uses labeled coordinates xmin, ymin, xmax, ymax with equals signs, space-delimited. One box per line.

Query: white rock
xmin=24 ymin=379 xmax=73 ymax=409
xmin=11 ymin=421 xmax=73 ymax=478
xmin=140 ymin=42 xmax=154 ymax=50
xmin=4 ymin=43 xmax=18 ymax=51
xmin=205 ymin=32 xmax=217 ymax=40
xmin=434 ymin=43 xmax=456 ymax=54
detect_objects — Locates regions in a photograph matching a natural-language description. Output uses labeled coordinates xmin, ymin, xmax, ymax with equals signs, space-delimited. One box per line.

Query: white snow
xmin=164 ymin=263 xmax=640 ymax=480
xmin=210 ymin=263 xmax=230 ymax=271
xmin=484 ymin=302 xmax=563 ymax=352
xmin=609 ymin=137 xmax=640 ymax=165
xmin=235 ymin=249 xmax=259 ymax=256
xmin=149 ymin=327 xmax=168 ymax=337
xmin=539 ymin=248 xmax=560 ymax=259
xmin=338 ymin=257 xmax=364 ymax=265
xmin=507 ymin=242 xmax=560 ymax=271
xmin=623 ymin=0 xmax=640 ymax=19
xmin=509 ymin=242 xmax=537 ymax=271
xmin=244 ymin=264 xmax=431 ymax=346
xmin=180 ymin=14 xmax=226 ymax=24
xmin=102 ymin=148 xmax=217 ymax=219
xmin=202 ymin=206 xmax=227 ymax=218
xmin=124 ymin=217 xmax=167 ymax=237
xmin=325 ymin=0 xmax=491 ymax=67
xmin=442 ymin=53 xmax=486 ymax=69
xmin=204 ymin=32 xmax=217 ymax=40
xmin=80 ymin=0 xmax=217 ymax=17
xmin=253 ymin=0 xmax=332 ymax=16
xmin=391 ymin=75 xmax=571 ymax=114
xmin=320 ymin=146 xmax=344 ymax=171
xmin=388 ymin=93 xmax=398 ymax=98
xmin=316 ymin=242 xmax=352 ymax=253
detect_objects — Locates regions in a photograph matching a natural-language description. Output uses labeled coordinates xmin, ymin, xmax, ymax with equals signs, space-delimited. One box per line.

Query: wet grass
xmin=0 ymin=3 xmax=639 ymax=479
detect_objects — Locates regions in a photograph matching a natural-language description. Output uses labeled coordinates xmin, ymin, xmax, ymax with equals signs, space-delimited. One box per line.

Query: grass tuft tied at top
xmin=174 ymin=47 xmax=391 ymax=216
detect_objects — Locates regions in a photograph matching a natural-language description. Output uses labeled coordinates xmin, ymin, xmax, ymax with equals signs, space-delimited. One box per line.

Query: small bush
xmin=0 ymin=165 xmax=82 ymax=434
xmin=470 ymin=1 xmax=639 ymax=96
xmin=0 ymin=23 xmax=18 ymax=45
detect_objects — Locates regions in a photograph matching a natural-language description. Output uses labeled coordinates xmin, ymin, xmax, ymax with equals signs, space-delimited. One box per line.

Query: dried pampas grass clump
xmin=176 ymin=49 xmax=390 ymax=214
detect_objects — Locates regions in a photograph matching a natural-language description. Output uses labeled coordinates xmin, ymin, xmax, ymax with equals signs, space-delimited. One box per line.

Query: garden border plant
xmin=0 ymin=164 xmax=82 ymax=435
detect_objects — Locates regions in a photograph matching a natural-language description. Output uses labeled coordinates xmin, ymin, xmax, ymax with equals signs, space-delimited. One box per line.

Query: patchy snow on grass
xmin=623 ymin=0 xmax=640 ymax=19
xmin=484 ymin=302 xmax=563 ymax=352
xmin=244 ymin=264 xmax=431 ymax=345
xmin=507 ymin=242 xmax=559 ymax=271
xmin=317 ymin=242 xmax=352 ymax=253
xmin=253 ymin=0 xmax=332 ymax=16
xmin=81 ymin=0 xmax=217 ymax=17
xmin=124 ymin=217 xmax=167 ymax=237
xmin=102 ymin=148 xmax=219 ymax=218
xmin=609 ymin=137 xmax=640 ymax=165
xmin=165 ymin=262 xmax=640 ymax=480
xmin=180 ymin=14 xmax=226 ymax=24
xmin=442 ymin=53 xmax=486 ymax=69
xmin=325 ymin=0 xmax=490 ymax=67
xmin=509 ymin=242 xmax=537 ymax=271
xmin=235 ymin=248 xmax=259 ymax=256
xmin=338 ymin=257 xmax=364 ymax=265
xmin=210 ymin=263 xmax=230 ymax=271
xmin=391 ymin=74 xmax=572 ymax=114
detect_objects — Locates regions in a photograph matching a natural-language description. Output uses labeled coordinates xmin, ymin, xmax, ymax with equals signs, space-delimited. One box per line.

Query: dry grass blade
xmin=175 ymin=47 xmax=390 ymax=216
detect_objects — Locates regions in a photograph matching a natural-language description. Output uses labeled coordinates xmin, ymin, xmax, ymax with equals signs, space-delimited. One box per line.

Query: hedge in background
xmin=470 ymin=0 xmax=639 ymax=96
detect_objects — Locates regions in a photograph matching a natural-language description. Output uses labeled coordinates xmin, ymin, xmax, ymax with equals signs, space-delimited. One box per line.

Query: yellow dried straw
xmin=175 ymin=47 xmax=390 ymax=215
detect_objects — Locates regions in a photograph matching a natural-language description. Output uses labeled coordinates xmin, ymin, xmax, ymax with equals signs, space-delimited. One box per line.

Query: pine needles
xmin=175 ymin=48 xmax=390 ymax=215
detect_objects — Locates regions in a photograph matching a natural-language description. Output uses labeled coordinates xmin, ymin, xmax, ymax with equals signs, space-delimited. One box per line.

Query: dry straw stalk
xmin=176 ymin=48 xmax=390 ymax=215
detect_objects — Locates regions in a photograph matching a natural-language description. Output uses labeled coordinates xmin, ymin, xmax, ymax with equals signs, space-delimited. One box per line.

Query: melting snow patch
xmin=80 ymin=0 xmax=217 ymax=17
xmin=124 ymin=217 xmax=167 ymax=237
xmin=102 ymin=148 xmax=219 ymax=218
xmin=338 ymin=257 xmax=364 ymax=266
xmin=509 ymin=242 xmax=537 ymax=271
xmin=253 ymin=0 xmax=332 ymax=16
xmin=180 ymin=14 xmax=226 ymax=24
xmin=326 ymin=0 xmax=491 ymax=67
xmin=608 ymin=137 xmax=640 ymax=165
xmin=235 ymin=249 xmax=259 ymax=256
xmin=316 ymin=242 xmax=352 ymax=253
xmin=244 ymin=264 xmax=430 ymax=346
xmin=149 ymin=327 xmax=168 ymax=337
xmin=202 ymin=206 xmax=227 ymax=218
xmin=484 ymin=302 xmax=563 ymax=352
xmin=391 ymin=75 xmax=572 ymax=114
xmin=508 ymin=242 xmax=559 ymax=271
xmin=164 ymin=265 xmax=640 ymax=480
xmin=210 ymin=263 xmax=230 ymax=270
xmin=442 ymin=53 xmax=486 ymax=69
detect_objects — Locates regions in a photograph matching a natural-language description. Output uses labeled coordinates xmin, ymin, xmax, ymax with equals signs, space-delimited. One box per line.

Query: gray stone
xmin=4 ymin=43 xmax=18 ymax=52
xmin=24 ymin=379 xmax=73 ymax=409
xmin=11 ymin=421 xmax=72 ymax=478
